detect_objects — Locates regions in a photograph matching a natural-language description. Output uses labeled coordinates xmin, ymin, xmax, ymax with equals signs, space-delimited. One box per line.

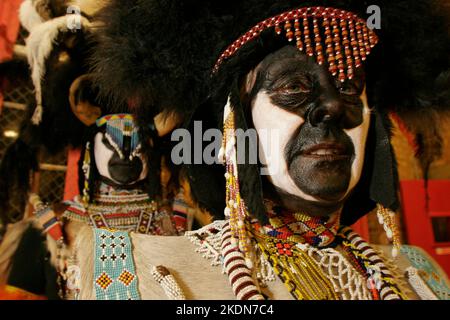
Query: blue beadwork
xmin=94 ymin=229 xmax=141 ymax=300
xmin=401 ymin=245 xmax=450 ymax=300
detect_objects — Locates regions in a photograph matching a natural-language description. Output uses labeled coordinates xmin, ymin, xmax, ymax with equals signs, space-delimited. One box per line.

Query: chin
xmin=289 ymin=155 xmax=352 ymax=202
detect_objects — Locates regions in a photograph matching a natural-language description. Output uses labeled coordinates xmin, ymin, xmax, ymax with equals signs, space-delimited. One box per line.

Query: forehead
xmin=256 ymin=45 xmax=365 ymax=83
xmin=258 ymin=46 xmax=321 ymax=75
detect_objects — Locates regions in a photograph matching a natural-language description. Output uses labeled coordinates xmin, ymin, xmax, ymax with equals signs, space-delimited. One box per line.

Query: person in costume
xmin=61 ymin=0 xmax=450 ymax=300
xmin=0 ymin=0 xmax=190 ymax=300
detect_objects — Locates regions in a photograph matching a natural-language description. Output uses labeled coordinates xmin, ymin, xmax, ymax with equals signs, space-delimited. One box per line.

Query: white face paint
xmin=93 ymin=132 xmax=148 ymax=185
xmin=252 ymin=88 xmax=371 ymax=202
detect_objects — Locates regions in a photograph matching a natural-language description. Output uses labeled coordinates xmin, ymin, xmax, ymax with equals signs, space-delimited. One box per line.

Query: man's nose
xmin=122 ymin=136 xmax=131 ymax=160
xmin=307 ymin=93 xmax=345 ymax=127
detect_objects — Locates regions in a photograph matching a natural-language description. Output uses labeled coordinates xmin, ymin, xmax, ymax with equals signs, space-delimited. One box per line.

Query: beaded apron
xmin=92 ymin=229 xmax=186 ymax=300
xmin=94 ymin=229 xmax=140 ymax=300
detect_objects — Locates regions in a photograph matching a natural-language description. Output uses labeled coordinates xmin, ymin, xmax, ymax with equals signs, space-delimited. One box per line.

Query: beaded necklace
xmin=188 ymin=219 xmax=406 ymax=300
xmin=247 ymin=202 xmax=341 ymax=299
xmin=255 ymin=200 xmax=341 ymax=248
xmin=251 ymin=227 xmax=339 ymax=300
xmin=63 ymin=183 xmax=181 ymax=235
xmin=211 ymin=101 xmax=405 ymax=300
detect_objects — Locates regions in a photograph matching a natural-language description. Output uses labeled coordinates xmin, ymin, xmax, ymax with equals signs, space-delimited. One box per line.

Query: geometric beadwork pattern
xmin=400 ymin=245 xmax=450 ymax=300
xmin=93 ymin=229 xmax=141 ymax=300
xmin=256 ymin=201 xmax=341 ymax=248
xmin=96 ymin=114 xmax=140 ymax=159
xmin=213 ymin=7 xmax=378 ymax=82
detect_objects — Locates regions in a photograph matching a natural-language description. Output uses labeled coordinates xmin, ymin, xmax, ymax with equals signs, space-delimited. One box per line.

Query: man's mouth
xmin=300 ymin=143 xmax=351 ymax=160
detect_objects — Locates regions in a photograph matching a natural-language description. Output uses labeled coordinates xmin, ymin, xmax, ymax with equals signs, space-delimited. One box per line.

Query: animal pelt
xmin=19 ymin=0 xmax=106 ymax=32
xmin=73 ymin=224 xmax=423 ymax=300
xmin=74 ymin=225 xmax=248 ymax=300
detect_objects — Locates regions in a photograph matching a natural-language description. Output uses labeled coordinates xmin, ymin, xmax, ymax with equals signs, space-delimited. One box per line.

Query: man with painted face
xmin=68 ymin=0 xmax=450 ymax=300
xmin=0 ymin=1 xmax=189 ymax=300
xmin=66 ymin=111 xmax=183 ymax=235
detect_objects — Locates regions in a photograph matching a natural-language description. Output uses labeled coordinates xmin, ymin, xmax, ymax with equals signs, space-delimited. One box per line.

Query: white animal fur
xmin=25 ymin=15 xmax=91 ymax=124
xmin=19 ymin=0 xmax=45 ymax=32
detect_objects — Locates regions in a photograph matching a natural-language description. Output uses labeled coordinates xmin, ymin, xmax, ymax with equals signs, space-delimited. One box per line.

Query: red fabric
xmin=64 ymin=148 xmax=81 ymax=200
xmin=401 ymin=180 xmax=450 ymax=276
xmin=351 ymin=216 xmax=370 ymax=240
xmin=0 ymin=0 xmax=22 ymax=113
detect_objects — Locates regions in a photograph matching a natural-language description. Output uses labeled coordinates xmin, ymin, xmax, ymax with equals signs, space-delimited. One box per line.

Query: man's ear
xmin=244 ymin=68 xmax=258 ymax=94
xmin=153 ymin=111 xmax=182 ymax=137
xmin=69 ymin=74 xmax=102 ymax=126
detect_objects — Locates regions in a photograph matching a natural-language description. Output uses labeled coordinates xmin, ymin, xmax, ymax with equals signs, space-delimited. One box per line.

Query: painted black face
xmin=93 ymin=131 xmax=148 ymax=187
xmin=249 ymin=46 xmax=367 ymax=203
xmin=102 ymin=134 xmax=144 ymax=184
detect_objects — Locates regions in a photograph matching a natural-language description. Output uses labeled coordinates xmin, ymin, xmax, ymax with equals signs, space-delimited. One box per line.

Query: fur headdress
xmin=89 ymin=0 xmax=243 ymax=122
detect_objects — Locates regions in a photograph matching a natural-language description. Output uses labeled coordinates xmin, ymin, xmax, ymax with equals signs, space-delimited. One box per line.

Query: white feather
xmin=25 ymin=15 xmax=91 ymax=124
xmin=19 ymin=0 xmax=45 ymax=32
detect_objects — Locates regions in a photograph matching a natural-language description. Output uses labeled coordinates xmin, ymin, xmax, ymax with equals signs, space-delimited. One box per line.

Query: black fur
xmin=89 ymin=0 xmax=240 ymax=119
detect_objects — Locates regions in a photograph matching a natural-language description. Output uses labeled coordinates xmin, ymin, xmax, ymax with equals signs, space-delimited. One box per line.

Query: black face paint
xmin=100 ymin=133 xmax=144 ymax=185
xmin=254 ymin=46 xmax=365 ymax=128
xmin=249 ymin=46 xmax=367 ymax=203
xmin=108 ymin=153 xmax=143 ymax=184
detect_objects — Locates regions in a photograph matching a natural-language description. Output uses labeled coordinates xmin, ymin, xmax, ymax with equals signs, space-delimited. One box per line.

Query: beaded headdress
xmin=214 ymin=7 xmax=378 ymax=82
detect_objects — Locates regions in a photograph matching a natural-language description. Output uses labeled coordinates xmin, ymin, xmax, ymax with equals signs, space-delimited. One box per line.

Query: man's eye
xmin=278 ymin=83 xmax=311 ymax=94
xmin=338 ymin=86 xmax=357 ymax=96
xmin=337 ymin=81 xmax=362 ymax=96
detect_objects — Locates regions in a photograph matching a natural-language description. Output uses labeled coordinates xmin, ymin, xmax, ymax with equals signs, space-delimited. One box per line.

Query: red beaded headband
xmin=213 ymin=6 xmax=378 ymax=82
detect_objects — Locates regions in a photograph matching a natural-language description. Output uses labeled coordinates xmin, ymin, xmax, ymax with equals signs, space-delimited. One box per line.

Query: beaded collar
xmin=63 ymin=183 xmax=180 ymax=235
xmin=186 ymin=220 xmax=406 ymax=300
xmin=251 ymin=200 xmax=341 ymax=248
